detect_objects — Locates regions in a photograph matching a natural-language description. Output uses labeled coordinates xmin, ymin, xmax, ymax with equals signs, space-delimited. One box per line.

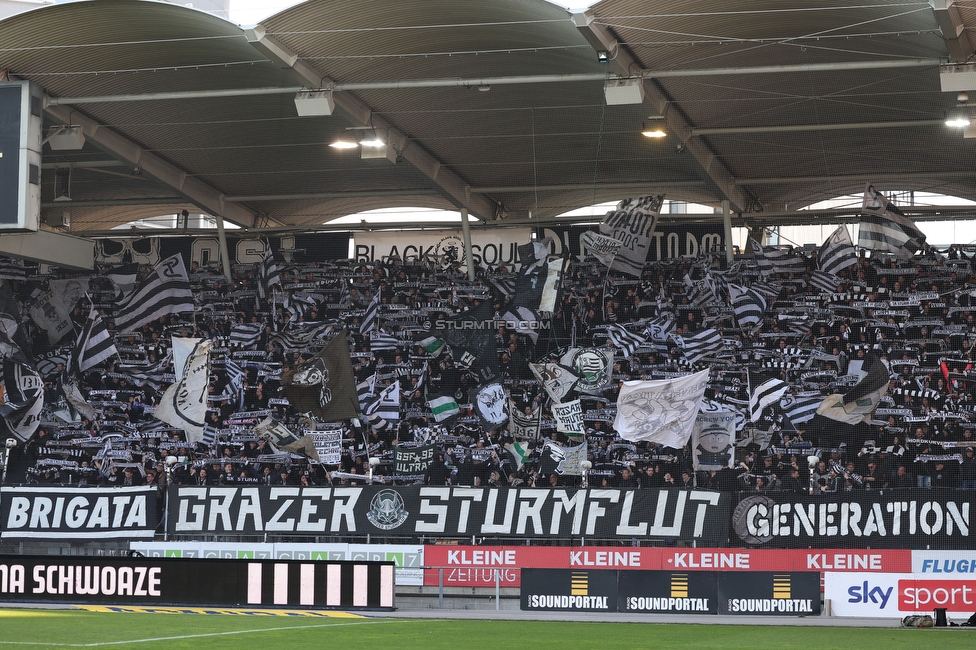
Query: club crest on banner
xmin=561 ymin=348 xmax=613 ymax=394
xmin=366 ymin=489 xmax=409 ymax=531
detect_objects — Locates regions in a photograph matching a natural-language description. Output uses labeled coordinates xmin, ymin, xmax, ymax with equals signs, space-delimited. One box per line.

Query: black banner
xmin=394 ymin=444 xmax=435 ymax=475
xmin=94 ymin=233 xmax=351 ymax=268
xmin=166 ymin=486 xmax=731 ymax=542
xmin=0 ymin=487 xmax=157 ymax=540
xmin=523 ymin=569 xmax=819 ymax=616
xmin=731 ymin=489 xmax=973 ymax=549
xmin=717 ymin=572 xmax=821 ymax=615
xmin=0 ymin=555 xmax=393 ymax=609
xmin=617 ymin=571 xmax=717 ymax=614
xmin=521 ymin=568 xmax=617 ymax=612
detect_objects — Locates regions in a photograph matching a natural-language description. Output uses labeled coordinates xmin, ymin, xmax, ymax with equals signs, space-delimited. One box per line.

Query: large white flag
xmin=613 ymin=368 xmax=709 ymax=447
xmin=155 ymin=339 xmax=211 ymax=443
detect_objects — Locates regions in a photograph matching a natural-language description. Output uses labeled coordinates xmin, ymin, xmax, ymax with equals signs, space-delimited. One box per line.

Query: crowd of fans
xmin=5 ymin=238 xmax=976 ymax=496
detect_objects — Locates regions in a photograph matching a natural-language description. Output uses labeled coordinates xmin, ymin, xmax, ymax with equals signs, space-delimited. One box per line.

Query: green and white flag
xmin=505 ymin=441 xmax=531 ymax=470
xmin=428 ymin=394 xmax=461 ymax=423
xmin=420 ymin=336 xmax=445 ymax=356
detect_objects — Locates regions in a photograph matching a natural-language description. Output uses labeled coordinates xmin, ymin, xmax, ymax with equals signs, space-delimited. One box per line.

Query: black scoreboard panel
xmin=0 ymin=556 xmax=394 ymax=609
xmin=0 ymin=84 xmax=22 ymax=226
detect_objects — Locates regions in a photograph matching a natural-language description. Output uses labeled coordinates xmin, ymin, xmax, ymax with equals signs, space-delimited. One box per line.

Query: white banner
xmin=553 ymin=399 xmax=585 ymax=437
xmin=311 ymin=428 xmax=343 ymax=465
xmin=913 ymin=550 xmax=976 ymax=575
xmin=154 ymin=339 xmax=211 ymax=443
xmin=354 ymin=228 xmax=533 ymax=271
xmin=825 ymin=572 xmax=976 ymax=617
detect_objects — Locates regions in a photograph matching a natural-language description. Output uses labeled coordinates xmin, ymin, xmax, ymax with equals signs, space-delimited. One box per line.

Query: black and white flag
xmin=818 ymin=225 xmax=859 ymax=275
xmin=808 ymin=270 xmax=842 ymax=293
xmin=748 ymin=370 xmax=788 ymax=423
xmin=258 ymin=243 xmax=281 ymax=299
xmin=728 ymin=284 xmax=766 ymax=329
xmin=605 ymin=323 xmax=646 ymax=358
xmin=779 ymin=393 xmax=823 ymax=425
xmin=70 ymin=306 xmax=118 ymax=374
xmin=672 ymin=329 xmax=724 ymax=365
xmin=360 ymin=287 xmax=381 ymax=334
xmin=230 ymin=323 xmax=264 ymax=347
xmin=750 ymin=239 xmax=807 ymax=276
xmin=113 ymin=254 xmax=194 ymax=332
xmin=858 ymin=183 xmax=928 ymax=260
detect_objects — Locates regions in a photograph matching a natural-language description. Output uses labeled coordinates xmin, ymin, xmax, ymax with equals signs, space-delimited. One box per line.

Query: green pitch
xmin=0 ymin=608 xmax=965 ymax=649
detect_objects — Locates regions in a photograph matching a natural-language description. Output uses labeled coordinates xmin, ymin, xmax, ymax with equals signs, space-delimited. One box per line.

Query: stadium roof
xmin=1 ymin=0 xmax=974 ymax=235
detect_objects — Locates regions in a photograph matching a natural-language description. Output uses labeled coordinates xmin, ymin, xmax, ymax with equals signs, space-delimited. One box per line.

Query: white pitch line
xmin=0 ymin=619 xmax=397 ymax=647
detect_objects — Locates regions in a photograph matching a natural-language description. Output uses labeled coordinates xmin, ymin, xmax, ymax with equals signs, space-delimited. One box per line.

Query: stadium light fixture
xmin=946 ymin=113 xmax=971 ymax=128
xmin=641 ymin=122 xmax=667 ymax=138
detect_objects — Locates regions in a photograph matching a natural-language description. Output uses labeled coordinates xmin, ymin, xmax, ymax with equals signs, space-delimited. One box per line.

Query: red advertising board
xmin=899 ymin=579 xmax=976 ymax=613
xmin=422 ymin=546 xmax=912 ymax=587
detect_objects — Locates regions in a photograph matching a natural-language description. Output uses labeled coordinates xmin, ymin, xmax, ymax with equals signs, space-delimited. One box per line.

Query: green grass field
xmin=0 ymin=608 xmax=969 ymax=649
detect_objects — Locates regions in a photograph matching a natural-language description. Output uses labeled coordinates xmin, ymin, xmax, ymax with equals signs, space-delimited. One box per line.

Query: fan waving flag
xmin=614 ymin=369 xmax=709 ymax=447
xmin=748 ymin=370 xmax=788 ymax=423
xmin=113 ymin=254 xmax=194 ymax=333
xmin=672 ymin=329 xmax=724 ymax=365
xmin=750 ymin=238 xmax=806 ymax=276
xmin=605 ymin=323 xmax=647 ymax=358
xmin=282 ymin=332 xmax=360 ymax=422
xmin=818 ymin=225 xmax=859 ymax=275
xmin=858 ymin=183 xmax=928 ymax=260
xmin=599 ymin=194 xmax=663 ymax=277
xmin=70 ymin=306 xmax=118 ymax=373
xmin=815 ymin=351 xmax=891 ymax=425
xmin=258 ymin=243 xmax=281 ymax=299
xmin=360 ymin=287 xmax=381 ymax=335
xmin=728 ymin=284 xmax=767 ymax=329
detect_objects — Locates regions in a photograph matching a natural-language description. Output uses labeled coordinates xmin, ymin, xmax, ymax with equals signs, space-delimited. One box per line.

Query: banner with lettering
xmin=0 ymin=486 xmax=158 ymax=539
xmin=165 ymin=486 xmax=730 ymax=543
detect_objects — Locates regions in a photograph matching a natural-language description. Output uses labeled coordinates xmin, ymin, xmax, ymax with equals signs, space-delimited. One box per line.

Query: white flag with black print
xmin=154 ymin=339 xmax=211 ymax=444
xmin=529 ymin=361 xmax=579 ymax=403
xmin=613 ymin=369 xmax=709 ymax=447
xmin=598 ymin=194 xmax=663 ymax=277
xmin=580 ymin=231 xmax=623 ymax=269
